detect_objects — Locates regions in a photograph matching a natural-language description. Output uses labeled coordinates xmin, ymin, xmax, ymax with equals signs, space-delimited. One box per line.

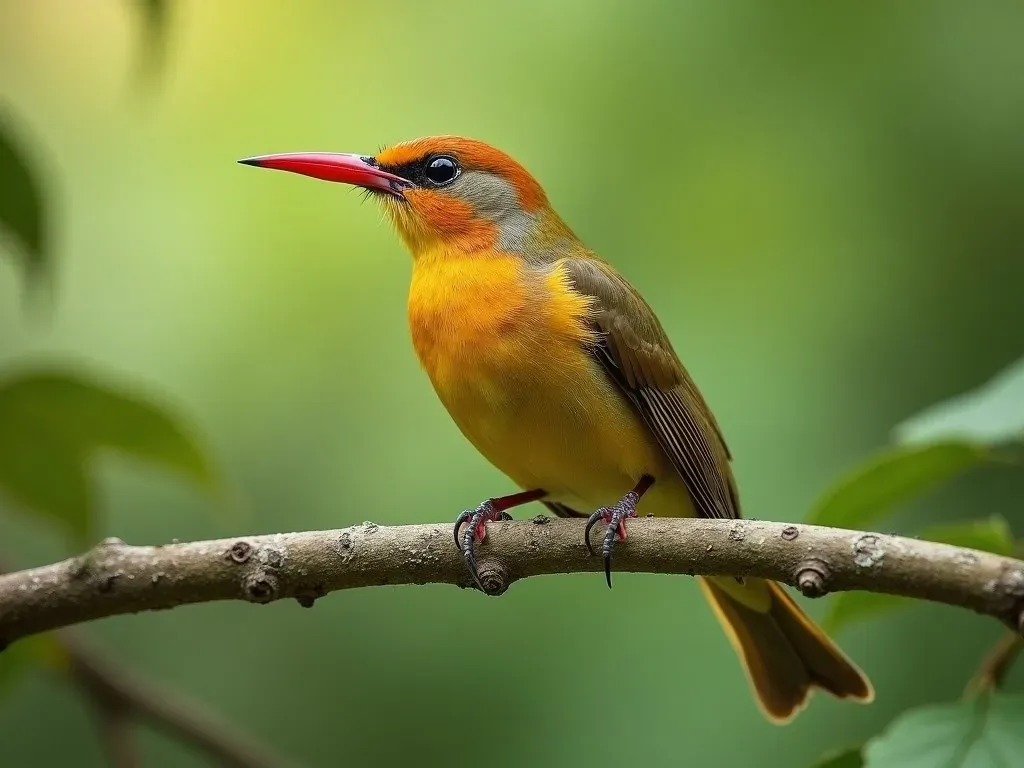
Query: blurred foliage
xmin=0 ymin=366 xmax=220 ymax=543
xmin=809 ymin=357 xmax=1024 ymax=533
xmin=0 ymin=116 xmax=47 ymax=301
xmin=130 ymin=0 xmax=170 ymax=91
xmin=803 ymin=357 xmax=1024 ymax=764
xmin=896 ymin=356 xmax=1024 ymax=446
xmin=862 ymin=693 xmax=1024 ymax=767
xmin=1 ymin=1 xmax=1023 ymax=767
xmin=808 ymin=358 xmax=1024 ymax=642
xmin=808 ymin=441 xmax=989 ymax=530
xmin=813 ymin=746 xmax=865 ymax=768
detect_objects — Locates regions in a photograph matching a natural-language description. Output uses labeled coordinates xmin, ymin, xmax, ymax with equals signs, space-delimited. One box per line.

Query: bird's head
xmin=240 ymin=136 xmax=568 ymax=257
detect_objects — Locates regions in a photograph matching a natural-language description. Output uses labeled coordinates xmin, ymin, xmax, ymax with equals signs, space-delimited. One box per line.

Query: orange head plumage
xmin=239 ymin=136 xmax=573 ymax=257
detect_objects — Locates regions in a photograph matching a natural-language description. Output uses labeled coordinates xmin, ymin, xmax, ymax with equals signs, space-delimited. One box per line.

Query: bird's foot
xmin=453 ymin=489 xmax=546 ymax=591
xmin=585 ymin=497 xmax=638 ymax=589
xmin=454 ymin=501 xmax=513 ymax=590
xmin=584 ymin=476 xmax=655 ymax=588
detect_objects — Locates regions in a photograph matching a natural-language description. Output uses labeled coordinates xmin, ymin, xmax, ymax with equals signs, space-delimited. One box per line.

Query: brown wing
xmin=561 ymin=257 xmax=741 ymax=520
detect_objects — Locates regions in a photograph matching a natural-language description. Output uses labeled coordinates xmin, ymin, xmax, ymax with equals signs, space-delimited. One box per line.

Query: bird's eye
xmin=424 ymin=156 xmax=459 ymax=186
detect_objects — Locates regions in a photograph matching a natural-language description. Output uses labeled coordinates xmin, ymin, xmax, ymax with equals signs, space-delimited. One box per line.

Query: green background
xmin=2 ymin=1 xmax=1023 ymax=765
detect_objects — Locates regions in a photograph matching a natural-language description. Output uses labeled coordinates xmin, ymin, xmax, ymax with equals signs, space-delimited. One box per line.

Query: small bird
xmin=239 ymin=137 xmax=873 ymax=722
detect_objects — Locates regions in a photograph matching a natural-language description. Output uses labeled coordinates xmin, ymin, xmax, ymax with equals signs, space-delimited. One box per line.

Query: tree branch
xmin=82 ymin=661 xmax=140 ymax=768
xmin=1 ymin=517 xmax=1022 ymax=646
xmin=0 ymin=553 xmax=289 ymax=768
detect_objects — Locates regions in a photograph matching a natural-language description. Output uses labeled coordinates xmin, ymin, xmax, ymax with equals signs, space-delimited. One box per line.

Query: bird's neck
xmin=396 ymin=206 xmax=580 ymax=263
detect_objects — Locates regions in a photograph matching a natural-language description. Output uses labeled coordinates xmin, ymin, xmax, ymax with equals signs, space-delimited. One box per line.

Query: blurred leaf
xmin=0 ymin=417 xmax=91 ymax=539
xmin=811 ymin=746 xmax=864 ymax=767
xmin=864 ymin=693 xmax=1024 ymax=767
xmin=808 ymin=441 xmax=987 ymax=529
xmin=896 ymin=356 xmax=1024 ymax=446
xmin=0 ymin=370 xmax=219 ymax=484
xmin=825 ymin=515 xmax=1015 ymax=633
xmin=130 ymin=0 xmax=171 ymax=90
xmin=0 ymin=367 xmax=219 ymax=541
xmin=0 ymin=115 xmax=49 ymax=298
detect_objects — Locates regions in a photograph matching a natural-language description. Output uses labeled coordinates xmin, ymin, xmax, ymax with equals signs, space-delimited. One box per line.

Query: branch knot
xmin=227 ymin=541 xmax=253 ymax=564
xmin=795 ymin=558 xmax=832 ymax=598
xmin=475 ymin=561 xmax=509 ymax=596
xmin=244 ymin=574 xmax=279 ymax=603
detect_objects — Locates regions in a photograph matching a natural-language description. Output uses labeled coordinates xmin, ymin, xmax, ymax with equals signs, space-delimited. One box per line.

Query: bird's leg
xmin=585 ymin=475 xmax=655 ymax=589
xmin=454 ymin=488 xmax=546 ymax=590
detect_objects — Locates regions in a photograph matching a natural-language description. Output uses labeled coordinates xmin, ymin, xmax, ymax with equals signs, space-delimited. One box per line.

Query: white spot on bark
xmin=852 ymin=534 xmax=885 ymax=568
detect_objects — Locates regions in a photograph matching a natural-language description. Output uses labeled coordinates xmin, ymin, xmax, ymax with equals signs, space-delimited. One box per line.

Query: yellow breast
xmin=407 ymin=252 xmax=678 ymax=510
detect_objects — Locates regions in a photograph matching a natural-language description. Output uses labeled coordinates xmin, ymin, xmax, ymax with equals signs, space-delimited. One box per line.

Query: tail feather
xmin=699 ymin=576 xmax=873 ymax=724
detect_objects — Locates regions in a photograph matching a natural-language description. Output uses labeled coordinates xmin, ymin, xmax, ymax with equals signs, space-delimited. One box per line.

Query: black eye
xmin=424 ymin=155 xmax=459 ymax=186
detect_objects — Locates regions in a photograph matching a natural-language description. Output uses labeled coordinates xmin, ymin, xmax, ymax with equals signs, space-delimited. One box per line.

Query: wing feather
xmin=561 ymin=257 xmax=740 ymax=520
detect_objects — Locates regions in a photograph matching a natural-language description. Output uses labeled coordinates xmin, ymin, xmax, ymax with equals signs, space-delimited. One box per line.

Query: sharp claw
xmin=453 ymin=509 xmax=472 ymax=547
xmin=602 ymin=513 xmax=618 ymax=552
xmin=460 ymin=518 xmax=486 ymax=590
xmin=466 ymin=563 xmax=484 ymax=592
xmin=464 ymin=547 xmax=484 ymax=591
xmin=584 ymin=510 xmax=603 ymax=556
xmin=602 ymin=510 xmax=620 ymax=588
xmin=582 ymin=478 xmax=654 ymax=588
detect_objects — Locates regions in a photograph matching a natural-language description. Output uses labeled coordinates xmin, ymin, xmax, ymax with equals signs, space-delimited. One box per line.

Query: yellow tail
xmin=699 ymin=576 xmax=874 ymax=723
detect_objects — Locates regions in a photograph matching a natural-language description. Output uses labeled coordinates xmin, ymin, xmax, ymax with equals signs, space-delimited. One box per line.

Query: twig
xmin=1 ymin=518 xmax=1022 ymax=647
xmin=66 ymin=635 xmax=286 ymax=768
xmin=965 ymin=632 xmax=1023 ymax=696
xmin=84 ymin=676 xmax=139 ymax=768
xmin=0 ymin=557 xmax=288 ymax=768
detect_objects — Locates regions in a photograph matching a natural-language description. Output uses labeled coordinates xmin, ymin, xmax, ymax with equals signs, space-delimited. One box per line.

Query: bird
xmin=238 ymin=136 xmax=874 ymax=723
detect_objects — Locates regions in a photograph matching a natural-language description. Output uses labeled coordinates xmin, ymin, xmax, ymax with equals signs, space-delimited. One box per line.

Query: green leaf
xmin=896 ymin=356 xmax=1024 ymax=446
xmin=807 ymin=441 xmax=987 ymax=529
xmin=824 ymin=515 xmax=1015 ymax=633
xmin=0 ymin=417 xmax=91 ymax=539
xmin=812 ymin=746 xmax=864 ymax=767
xmin=864 ymin=693 xmax=1024 ymax=767
xmin=0 ymin=115 xmax=49 ymax=298
xmin=0 ymin=366 xmax=219 ymax=541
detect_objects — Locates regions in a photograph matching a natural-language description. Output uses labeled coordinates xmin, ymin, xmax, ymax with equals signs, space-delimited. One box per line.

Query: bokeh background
xmin=2 ymin=1 xmax=1023 ymax=766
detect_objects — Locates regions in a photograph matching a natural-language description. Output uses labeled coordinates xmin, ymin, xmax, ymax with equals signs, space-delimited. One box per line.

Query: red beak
xmin=238 ymin=152 xmax=412 ymax=197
